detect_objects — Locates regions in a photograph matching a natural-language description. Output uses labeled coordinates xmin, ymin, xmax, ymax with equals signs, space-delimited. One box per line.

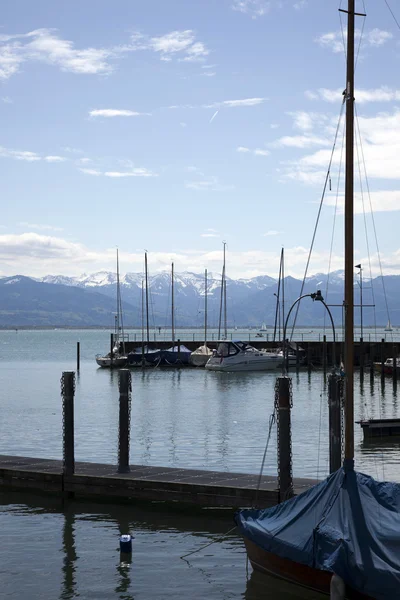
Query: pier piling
xmin=118 ymin=369 xmax=131 ymax=474
xmin=61 ymin=371 xmax=75 ymax=477
xmin=276 ymin=377 xmax=293 ymax=501
xmin=393 ymin=343 xmax=397 ymax=387
xmin=110 ymin=333 xmax=114 ymax=368
xmin=322 ymin=335 xmax=327 ymax=372
xmin=359 ymin=337 xmax=364 ymax=374
xmin=381 ymin=338 xmax=385 ymax=379
xmin=328 ymin=372 xmax=341 ymax=473
xmin=76 ymin=342 xmax=80 ymax=372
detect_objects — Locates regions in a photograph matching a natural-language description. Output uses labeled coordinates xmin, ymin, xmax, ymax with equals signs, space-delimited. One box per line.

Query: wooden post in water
xmin=276 ymin=377 xmax=293 ymax=502
xmin=296 ymin=342 xmax=300 ymax=371
xmin=393 ymin=343 xmax=397 ymax=388
xmin=76 ymin=342 xmax=80 ymax=372
xmin=328 ymin=372 xmax=341 ymax=473
xmin=322 ymin=335 xmax=327 ymax=372
xmin=118 ymin=370 xmax=131 ymax=474
xmin=381 ymin=338 xmax=385 ymax=379
xmin=177 ymin=338 xmax=181 ymax=362
xmin=62 ymin=371 xmax=75 ymax=477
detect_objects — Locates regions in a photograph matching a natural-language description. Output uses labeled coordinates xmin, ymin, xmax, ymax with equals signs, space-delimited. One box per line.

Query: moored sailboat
xmin=190 ymin=268 xmax=212 ymax=367
xmin=235 ymin=2 xmax=400 ymax=598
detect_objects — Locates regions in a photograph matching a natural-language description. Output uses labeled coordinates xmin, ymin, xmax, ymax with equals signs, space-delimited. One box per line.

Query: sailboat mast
xmin=141 ymin=280 xmax=144 ymax=344
xmin=281 ymin=247 xmax=285 ymax=348
xmin=145 ymin=251 xmax=150 ymax=348
xmin=223 ymin=242 xmax=227 ymax=339
xmin=171 ymin=262 xmax=175 ymax=347
xmin=204 ymin=268 xmax=208 ymax=348
xmin=344 ymin=0 xmax=355 ymax=463
xmin=218 ymin=242 xmax=225 ymax=339
xmin=116 ymin=249 xmax=120 ymax=341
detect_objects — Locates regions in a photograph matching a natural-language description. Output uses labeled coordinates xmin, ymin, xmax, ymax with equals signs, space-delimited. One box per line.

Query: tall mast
xmin=145 ymin=251 xmax=150 ymax=348
xmin=281 ymin=247 xmax=285 ymax=348
xmin=223 ymin=242 xmax=227 ymax=339
xmin=141 ymin=280 xmax=144 ymax=344
xmin=273 ymin=251 xmax=283 ymax=343
xmin=218 ymin=244 xmax=225 ymax=339
xmin=116 ymin=248 xmax=120 ymax=341
xmin=344 ymin=0 xmax=355 ymax=463
xmin=171 ymin=262 xmax=175 ymax=347
xmin=204 ymin=268 xmax=208 ymax=348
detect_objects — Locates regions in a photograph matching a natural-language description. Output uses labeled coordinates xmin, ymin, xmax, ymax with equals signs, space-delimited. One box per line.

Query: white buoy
xmin=119 ymin=534 xmax=132 ymax=553
xmin=330 ymin=574 xmax=345 ymax=599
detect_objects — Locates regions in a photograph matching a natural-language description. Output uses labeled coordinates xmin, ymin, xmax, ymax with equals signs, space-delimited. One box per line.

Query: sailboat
xmin=160 ymin=262 xmax=192 ymax=365
xmin=95 ymin=249 xmax=127 ymax=368
xmin=235 ymin=3 xmax=400 ymax=598
xmin=385 ymin=319 xmax=393 ymax=332
xmin=190 ymin=268 xmax=213 ymax=367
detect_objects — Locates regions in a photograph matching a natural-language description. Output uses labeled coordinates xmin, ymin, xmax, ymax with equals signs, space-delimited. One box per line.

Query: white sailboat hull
xmin=96 ymin=354 xmax=127 ymax=368
xmin=190 ymin=346 xmax=212 ymax=367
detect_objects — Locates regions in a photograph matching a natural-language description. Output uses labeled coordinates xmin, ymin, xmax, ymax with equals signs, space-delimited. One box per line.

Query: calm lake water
xmin=0 ymin=329 xmax=398 ymax=599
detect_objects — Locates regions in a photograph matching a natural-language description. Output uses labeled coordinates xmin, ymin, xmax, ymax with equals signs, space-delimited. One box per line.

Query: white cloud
xmin=0 ymin=146 xmax=40 ymax=161
xmin=18 ymin=222 xmax=63 ymax=232
xmin=180 ymin=122 xmax=187 ymax=127
xmin=206 ymin=97 xmax=265 ymax=108
xmin=325 ymin=190 xmax=400 ymax=215
xmin=2 ymin=232 xmax=400 ymax=278
xmin=202 ymin=64 xmax=217 ymax=69
xmin=79 ymin=168 xmax=102 ymax=176
xmin=80 ymin=167 xmax=157 ymax=178
xmin=1 ymin=96 xmax=12 ymax=103
xmin=264 ymin=230 xmax=281 ymax=236
xmin=77 ymin=157 xmax=92 ymax=164
xmin=273 ymin=135 xmax=330 ymax=148
xmin=270 ymin=123 xmax=279 ymax=129
xmin=285 ymin=109 xmax=400 ymax=185
xmin=231 ymin=0 xmax=271 ymax=18
xmin=44 ymin=155 xmax=66 ymax=162
xmin=89 ymin=109 xmax=151 ymax=118
xmin=254 ymin=148 xmax=270 ymax=156
xmin=185 ymin=174 xmax=233 ymax=192
xmin=316 ymin=28 xmax=393 ymax=54
xmin=63 ymin=146 xmax=84 ymax=154
xmin=307 ymin=87 xmax=400 ymax=104
xmin=0 ymin=28 xmax=118 ymax=80
xmin=293 ymin=0 xmax=307 ymax=9
xmin=130 ymin=30 xmax=209 ymax=62
xmin=201 ymin=233 xmax=219 ymax=238
xmin=237 ymin=145 xmax=270 ymax=156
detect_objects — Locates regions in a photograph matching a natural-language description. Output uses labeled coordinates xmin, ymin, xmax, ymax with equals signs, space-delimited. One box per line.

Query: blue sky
xmin=0 ymin=0 xmax=399 ymax=279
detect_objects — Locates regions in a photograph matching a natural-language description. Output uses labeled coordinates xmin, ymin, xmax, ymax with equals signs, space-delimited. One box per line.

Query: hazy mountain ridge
xmin=0 ymin=269 xmax=396 ymax=327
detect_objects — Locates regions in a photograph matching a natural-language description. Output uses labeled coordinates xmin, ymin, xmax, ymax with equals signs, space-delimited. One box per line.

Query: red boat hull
xmin=244 ymin=538 xmax=374 ymax=600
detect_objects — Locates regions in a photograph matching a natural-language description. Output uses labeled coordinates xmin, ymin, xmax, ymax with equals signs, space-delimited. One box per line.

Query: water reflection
xmin=60 ymin=509 xmax=77 ymax=600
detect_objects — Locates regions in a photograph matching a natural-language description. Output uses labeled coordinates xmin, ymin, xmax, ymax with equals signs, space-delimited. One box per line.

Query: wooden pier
xmin=0 ymin=455 xmax=317 ymax=509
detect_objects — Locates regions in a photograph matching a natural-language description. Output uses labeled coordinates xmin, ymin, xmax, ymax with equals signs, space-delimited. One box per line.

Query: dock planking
xmin=0 ymin=455 xmax=317 ymax=509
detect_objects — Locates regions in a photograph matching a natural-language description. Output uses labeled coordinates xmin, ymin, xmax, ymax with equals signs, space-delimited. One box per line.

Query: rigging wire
xmin=383 ymin=0 xmax=400 ymax=31
xmin=290 ymin=100 xmax=346 ymax=340
xmin=354 ymin=103 xmax=391 ymax=327
xmin=254 ymin=411 xmax=276 ymax=506
xmin=324 ymin=121 xmax=346 ymax=334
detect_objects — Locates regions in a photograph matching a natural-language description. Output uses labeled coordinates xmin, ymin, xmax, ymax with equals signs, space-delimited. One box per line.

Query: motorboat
xmin=373 ymin=357 xmax=400 ymax=375
xmin=205 ymin=340 xmax=282 ymax=372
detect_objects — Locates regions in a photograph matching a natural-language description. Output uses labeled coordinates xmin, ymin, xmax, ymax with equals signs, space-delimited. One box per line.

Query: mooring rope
xmin=180 ymin=526 xmax=237 ymax=559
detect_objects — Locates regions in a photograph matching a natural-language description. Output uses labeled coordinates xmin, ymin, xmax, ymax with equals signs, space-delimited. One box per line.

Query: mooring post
xmin=328 ymin=372 xmax=341 ymax=473
xmin=381 ymin=338 xmax=385 ymax=379
xmin=393 ymin=343 xmax=397 ymax=385
xmin=322 ymin=335 xmax=327 ymax=372
xmin=62 ymin=371 xmax=75 ymax=477
xmin=276 ymin=377 xmax=293 ymax=502
xmin=76 ymin=342 xmax=80 ymax=372
xmin=118 ymin=369 xmax=131 ymax=474
xmin=177 ymin=338 xmax=181 ymax=361
xmin=296 ymin=342 xmax=300 ymax=371
xmin=307 ymin=343 xmax=312 ymax=373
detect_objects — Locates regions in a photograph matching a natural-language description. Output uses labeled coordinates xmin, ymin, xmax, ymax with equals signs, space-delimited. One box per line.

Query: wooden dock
xmin=0 ymin=455 xmax=317 ymax=509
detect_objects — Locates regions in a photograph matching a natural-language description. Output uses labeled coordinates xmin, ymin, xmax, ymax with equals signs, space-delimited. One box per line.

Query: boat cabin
xmin=213 ymin=341 xmax=260 ymax=357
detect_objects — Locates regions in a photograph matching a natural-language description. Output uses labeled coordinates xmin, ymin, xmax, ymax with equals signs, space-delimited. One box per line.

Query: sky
xmin=0 ymin=0 xmax=400 ymax=280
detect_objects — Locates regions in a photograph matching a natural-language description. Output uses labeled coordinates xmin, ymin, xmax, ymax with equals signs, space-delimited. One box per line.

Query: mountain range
xmin=0 ymin=270 xmax=396 ymax=328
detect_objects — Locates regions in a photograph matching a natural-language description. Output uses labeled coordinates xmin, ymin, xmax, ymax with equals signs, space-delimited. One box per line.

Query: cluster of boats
xmin=96 ymin=339 xmax=302 ymax=371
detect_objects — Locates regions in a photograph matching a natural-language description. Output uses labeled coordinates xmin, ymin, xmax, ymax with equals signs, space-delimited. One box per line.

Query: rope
xmin=290 ymin=100 xmax=345 ymax=340
xmin=180 ymin=526 xmax=237 ymax=559
xmin=383 ymin=0 xmax=400 ymax=31
xmin=254 ymin=411 xmax=276 ymax=506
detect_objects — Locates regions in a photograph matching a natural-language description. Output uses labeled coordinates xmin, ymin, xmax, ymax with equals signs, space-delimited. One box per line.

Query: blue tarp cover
xmin=235 ymin=467 xmax=400 ymax=599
